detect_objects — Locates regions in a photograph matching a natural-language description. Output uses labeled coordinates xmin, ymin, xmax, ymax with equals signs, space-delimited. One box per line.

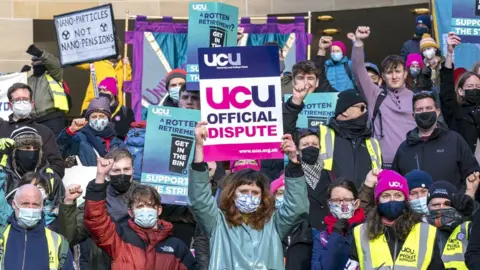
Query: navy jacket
xmin=311 ymin=229 xmax=352 ymax=270
xmin=4 ymin=215 xmax=74 ymax=270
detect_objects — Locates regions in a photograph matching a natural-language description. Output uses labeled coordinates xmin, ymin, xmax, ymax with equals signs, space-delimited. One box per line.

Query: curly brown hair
xmin=367 ymin=202 xmax=423 ymax=241
xmin=219 ymin=169 xmax=275 ymax=230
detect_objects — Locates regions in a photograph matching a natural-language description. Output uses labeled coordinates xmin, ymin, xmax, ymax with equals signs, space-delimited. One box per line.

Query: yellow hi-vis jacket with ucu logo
xmin=442 ymin=221 xmax=470 ymax=270
xmin=319 ymin=125 xmax=382 ymax=170
xmin=353 ymin=222 xmax=437 ymax=269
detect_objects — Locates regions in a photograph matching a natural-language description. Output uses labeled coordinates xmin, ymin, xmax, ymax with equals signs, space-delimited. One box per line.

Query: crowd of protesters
xmin=1 ymin=12 xmax=480 ymax=270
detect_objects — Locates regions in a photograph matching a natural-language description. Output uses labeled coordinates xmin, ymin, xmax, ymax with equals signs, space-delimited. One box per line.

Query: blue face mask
xmin=14 ymin=201 xmax=42 ymax=228
xmin=235 ymin=192 xmax=261 ymax=213
xmin=331 ymin=52 xmax=343 ymax=62
xmin=275 ymin=196 xmax=284 ymax=208
xmin=415 ymin=26 xmax=428 ymax=36
xmin=133 ymin=207 xmax=158 ymax=228
xmin=378 ymin=201 xmax=406 ymax=221
xmin=410 ymin=67 xmax=421 ymax=77
xmin=169 ymin=86 xmax=181 ymax=102
xmin=410 ymin=197 xmax=429 ymax=215
xmin=89 ymin=118 xmax=109 ymax=131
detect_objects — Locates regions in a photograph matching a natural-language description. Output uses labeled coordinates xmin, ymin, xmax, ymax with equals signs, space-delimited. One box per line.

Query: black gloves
xmin=20 ymin=65 xmax=31 ymax=73
xmin=26 ymin=44 xmax=43 ymax=58
xmin=333 ymin=219 xmax=349 ymax=235
xmin=452 ymin=193 xmax=474 ymax=217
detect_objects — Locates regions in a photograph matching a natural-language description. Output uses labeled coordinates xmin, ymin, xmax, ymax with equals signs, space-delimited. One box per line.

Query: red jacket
xmin=84 ymin=181 xmax=197 ymax=270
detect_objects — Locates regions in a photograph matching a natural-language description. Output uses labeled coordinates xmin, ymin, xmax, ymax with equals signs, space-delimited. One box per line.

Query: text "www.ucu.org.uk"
xmin=239 ymin=148 xmax=279 ymax=154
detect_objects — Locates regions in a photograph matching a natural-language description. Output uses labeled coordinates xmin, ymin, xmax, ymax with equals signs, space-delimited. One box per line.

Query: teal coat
xmin=188 ymin=165 xmax=309 ymax=270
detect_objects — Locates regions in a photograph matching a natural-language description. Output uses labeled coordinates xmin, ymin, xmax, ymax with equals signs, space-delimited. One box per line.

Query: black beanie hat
xmin=334 ymin=89 xmax=367 ymax=116
xmin=427 ymin=180 xmax=457 ymax=204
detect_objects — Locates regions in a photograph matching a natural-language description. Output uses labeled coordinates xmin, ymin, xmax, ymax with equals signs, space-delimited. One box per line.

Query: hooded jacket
xmin=27 ymin=50 xmax=65 ymax=120
xmin=58 ymin=182 xmax=139 ymax=270
xmin=0 ymin=116 xmax=65 ymax=178
xmin=400 ymin=36 xmax=422 ymax=61
xmin=83 ymin=180 xmax=197 ymax=270
xmin=392 ymin=126 xmax=480 ymax=190
xmin=3 ymin=215 xmax=75 ymax=270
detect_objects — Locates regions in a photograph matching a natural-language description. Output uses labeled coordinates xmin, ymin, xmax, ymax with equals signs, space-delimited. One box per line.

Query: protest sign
xmin=284 ymin=92 xmax=339 ymax=128
xmin=198 ymin=46 xmax=284 ymax=161
xmin=0 ymin=73 xmax=27 ymax=120
xmin=452 ymin=0 xmax=480 ymax=44
xmin=141 ymin=106 xmax=199 ymax=205
xmin=186 ymin=2 xmax=238 ymax=91
xmin=54 ymin=4 xmax=117 ymax=67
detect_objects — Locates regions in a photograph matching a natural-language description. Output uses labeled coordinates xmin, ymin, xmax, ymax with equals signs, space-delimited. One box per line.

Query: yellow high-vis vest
xmin=45 ymin=74 xmax=69 ymax=112
xmin=442 ymin=221 xmax=470 ymax=270
xmin=353 ymin=222 xmax=437 ymax=270
xmin=319 ymin=125 xmax=382 ymax=170
xmin=0 ymin=224 xmax=68 ymax=270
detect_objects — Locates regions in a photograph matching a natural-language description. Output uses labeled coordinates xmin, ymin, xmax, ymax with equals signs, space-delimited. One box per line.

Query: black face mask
xmin=109 ymin=174 xmax=132 ymax=193
xmin=414 ymin=111 xmax=437 ymax=129
xmin=463 ymin=89 xmax=480 ymax=105
xmin=336 ymin=113 xmax=368 ymax=134
xmin=15 ymin=150 xmax=39 ymax=174
xmin=32 ymin=64 xmax=47 ymax=77
xmin=301 ymin=146 xmax=319 ymax=165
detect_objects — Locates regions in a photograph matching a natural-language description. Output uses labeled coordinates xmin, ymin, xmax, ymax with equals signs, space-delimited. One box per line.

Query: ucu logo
xmin=152 ymin=107 xmax=170 ymax=116
xmin=204 ymin=53 xmax=241 ymax=67
xmin=206 ymin=85 xmax=276 ymax=109
xmin=389 ymin=181 xmax=403 ymax=188
xmin=192 ymin=4 xmax=207 ymax=11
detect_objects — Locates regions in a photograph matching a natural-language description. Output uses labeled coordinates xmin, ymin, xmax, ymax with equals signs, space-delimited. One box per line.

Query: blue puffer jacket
xmin=4 ymin=215 xmax=75 ymax=270
xmin=57 ymin=128 xmax=125 ymax=166
xmin=311 ymin=229 xmax=353 ymax=270
xmin=325 ymin=57 xmax=354 ymax=92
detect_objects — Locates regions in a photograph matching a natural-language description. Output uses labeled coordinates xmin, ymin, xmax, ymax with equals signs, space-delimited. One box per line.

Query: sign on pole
xmin=141 ymin=106 xmax=199 ymax=205
xmin=452 ymin=0 xmax=480 ymax=44
xmin=198 ymin=46 xmax=284 ymax=161
xmin=0 ymin=73 xmax=28 ymax=120
xmin=186 ymin=2 xmax=238 ymax=91
xmin=54 ymin=4 xmax=118 ymax=67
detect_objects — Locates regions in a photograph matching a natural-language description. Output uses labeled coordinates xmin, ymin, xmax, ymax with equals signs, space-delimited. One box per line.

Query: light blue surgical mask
xmin=169 ymin=86 xmax=181 ymax=102
xmin=133 ymin=207 xmax=158 ymax=228
xmin=89 ymin=118 xmax=109 ymax=131
xmin=331 ymin=52 xmax=343 ymax=62
xmin=275 ymin=196 xmax=284 ymax=208
xmin=235 ymin=192 xmax=261 ymax=213
xmin=14 ymin=201 xmax=42 ymax=228
xmin=410 ymin=197 xmax=429 ymax=215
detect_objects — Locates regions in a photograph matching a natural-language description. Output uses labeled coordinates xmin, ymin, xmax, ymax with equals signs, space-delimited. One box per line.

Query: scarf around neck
xmin=82 ymin=124 xmax=116 ymax=156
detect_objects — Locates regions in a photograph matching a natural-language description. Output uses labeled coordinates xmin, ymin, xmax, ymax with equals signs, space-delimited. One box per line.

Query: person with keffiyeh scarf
xmin=57 ymin=97 xmax=125 ymax=166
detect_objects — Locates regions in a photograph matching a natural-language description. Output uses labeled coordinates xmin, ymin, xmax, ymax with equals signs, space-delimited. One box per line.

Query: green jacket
xmin=188 ymin=162 xmax=309 ymax=270
xmin=27 ymin=50 xmax=63 ymax=118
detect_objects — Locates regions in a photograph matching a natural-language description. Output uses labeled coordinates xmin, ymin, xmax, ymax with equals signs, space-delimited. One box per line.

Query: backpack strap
xmin=344 ymin=61 xmax=354 ymax=82
xmin=371 ymin=89 xmax=388 ymax=138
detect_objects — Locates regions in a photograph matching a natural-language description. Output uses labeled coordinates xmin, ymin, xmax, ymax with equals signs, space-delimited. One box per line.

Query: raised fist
xmin=355 ymin=26 xmax=371 ymax=40
xmin=447 ymin=32 xmax=461 ymax=54
xmin=318 ymin=36 xmax=333 ymax=50
xmin=96 ymin=157 xmax=114 ymax=177
xmin=194 ymin=121 xmax=208 ymax=148
xmin=70 ymin=118 xmax=88 ymax=133
xmin=281 ymin=134 xmax=298 ymax=164
xmin=64 ymin=184 xmax=83 ymax=205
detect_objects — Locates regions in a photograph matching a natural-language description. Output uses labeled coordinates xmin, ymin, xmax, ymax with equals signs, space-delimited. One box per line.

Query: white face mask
xmin=133 ymin=208 xmax=158 ymax=228
xmin=12 ymin=101 xmax=32 ymax=119
xmin=423 ymin=48 xmax=436 ymax=60
xmin=169 ymin=86 xmax=181 ymax=102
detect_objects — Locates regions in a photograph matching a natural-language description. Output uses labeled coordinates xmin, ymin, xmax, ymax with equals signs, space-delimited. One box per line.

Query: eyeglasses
xmin=12 ymin=99 xmax=31 ymax=104
xmin=328 ymin=198 xmax=356 ymax=204
xmin=351 ymin=105 xmax=367 ymax=112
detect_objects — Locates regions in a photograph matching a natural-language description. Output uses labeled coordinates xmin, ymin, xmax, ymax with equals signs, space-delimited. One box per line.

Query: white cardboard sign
xmin=54 ymin=4 xmax=118 ymax=67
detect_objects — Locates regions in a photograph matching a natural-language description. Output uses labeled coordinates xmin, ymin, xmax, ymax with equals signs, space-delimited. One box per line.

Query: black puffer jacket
xmin=392 ymin=127 xmax=480 ymax=190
